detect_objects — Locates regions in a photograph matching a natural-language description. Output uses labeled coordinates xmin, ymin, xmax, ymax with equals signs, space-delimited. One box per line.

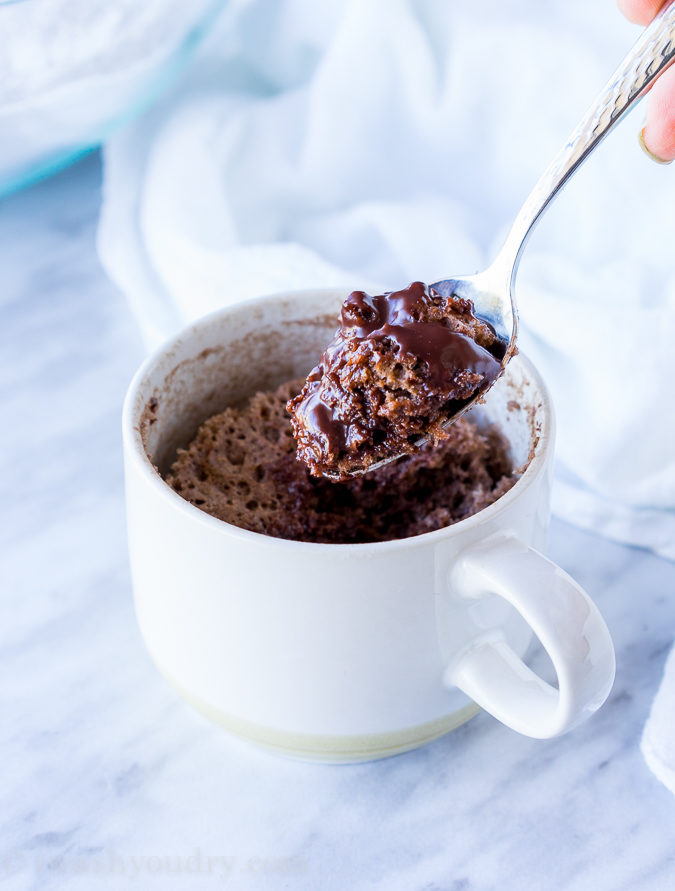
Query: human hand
xmin=617 ymin=0 xmax=675 ymax=162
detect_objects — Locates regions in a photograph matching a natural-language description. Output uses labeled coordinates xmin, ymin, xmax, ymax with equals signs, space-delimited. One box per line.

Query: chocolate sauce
xmin=336 ymin=282 xmax=503 ymax=387
xmin=301 ymin=381 xmax=351 ymax=453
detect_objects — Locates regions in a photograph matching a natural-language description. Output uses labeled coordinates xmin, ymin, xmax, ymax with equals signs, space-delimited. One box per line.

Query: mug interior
xmin=130 ymin=290 xmax=545 ymax=495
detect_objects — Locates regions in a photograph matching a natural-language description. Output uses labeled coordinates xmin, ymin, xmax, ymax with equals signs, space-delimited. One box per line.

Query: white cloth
xmin=643 ymin=647 xmax=675 ymax=795
xmin=97 ymin=0 xmax=675 ymax=785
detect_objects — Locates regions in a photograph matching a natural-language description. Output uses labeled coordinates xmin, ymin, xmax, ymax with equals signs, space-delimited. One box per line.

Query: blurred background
xmin=3 ymin=2 xmax=675 ymax=889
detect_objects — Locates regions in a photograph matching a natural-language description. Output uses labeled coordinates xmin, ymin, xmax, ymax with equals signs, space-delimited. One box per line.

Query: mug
xmin=122 ymin=289 xmax=615 ymax=762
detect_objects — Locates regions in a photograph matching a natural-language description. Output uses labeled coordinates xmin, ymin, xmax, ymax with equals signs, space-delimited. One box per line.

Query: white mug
xmin=123 ymin=289 xmax=615 ymax=762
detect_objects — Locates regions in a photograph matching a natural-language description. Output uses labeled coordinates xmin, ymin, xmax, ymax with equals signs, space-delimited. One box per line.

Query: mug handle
xmin=445 ymin=534 xmax=615 ymax=738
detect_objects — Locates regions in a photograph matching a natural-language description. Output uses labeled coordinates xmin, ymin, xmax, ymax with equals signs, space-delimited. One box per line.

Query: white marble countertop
xmin=2 ymin=156 xmax=675 ymax=891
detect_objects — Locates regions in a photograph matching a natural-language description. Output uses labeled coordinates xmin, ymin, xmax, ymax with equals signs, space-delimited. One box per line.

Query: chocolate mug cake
xmin=166 ymin=281 xmax=514 ymax=543
xmin=166 ymin=377 xmax=517 ymax=544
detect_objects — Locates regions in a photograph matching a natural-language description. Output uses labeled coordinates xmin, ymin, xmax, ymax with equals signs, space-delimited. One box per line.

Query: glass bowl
xmin=0 ymin=0 xmax=226 ymax=197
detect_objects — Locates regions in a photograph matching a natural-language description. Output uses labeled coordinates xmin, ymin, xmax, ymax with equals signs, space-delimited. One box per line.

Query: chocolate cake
xmin=166 ymin=378 xmax=517 ymax=544
xmin=287 ymin=281 xmax=505 ymax=480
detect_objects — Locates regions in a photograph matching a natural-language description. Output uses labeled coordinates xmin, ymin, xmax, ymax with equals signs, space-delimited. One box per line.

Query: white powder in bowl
xmin=0 ymin=0 xmax=220 ymax=189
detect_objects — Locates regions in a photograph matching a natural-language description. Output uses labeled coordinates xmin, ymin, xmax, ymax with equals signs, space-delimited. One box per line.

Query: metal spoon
xmin=353 ymin=1 xmax=675 ymax=477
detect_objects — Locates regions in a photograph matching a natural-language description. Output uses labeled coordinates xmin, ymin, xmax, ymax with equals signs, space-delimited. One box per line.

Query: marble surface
xmin=2 ymin=156 xmax=675 ymax=891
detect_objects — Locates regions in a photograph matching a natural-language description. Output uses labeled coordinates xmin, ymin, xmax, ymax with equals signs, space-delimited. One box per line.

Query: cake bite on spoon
xmin=289 ymin=2 xmax=675 ymax=481
xmin=288 ymin=281 xmax=507 ymax=480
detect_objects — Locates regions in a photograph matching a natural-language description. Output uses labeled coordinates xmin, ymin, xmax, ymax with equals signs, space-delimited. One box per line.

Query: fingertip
xmin=639 ymin=127 xmax=674 ymax=163
xmin=642 ymin=64 xmax=675 ymax=163
xmin=616 ymin=0 xmax=666 ymax=25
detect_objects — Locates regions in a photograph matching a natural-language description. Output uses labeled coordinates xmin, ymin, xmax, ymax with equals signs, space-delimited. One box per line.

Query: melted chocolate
xmin=336 ymin=282 xmax=503 ymax=387
xmin=301 ymin=383 xmax=351 ymax=452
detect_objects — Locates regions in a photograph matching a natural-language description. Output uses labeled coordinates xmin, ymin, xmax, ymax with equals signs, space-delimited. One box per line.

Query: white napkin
xmin=97 ymin=0 xmax=675 ymax=783
xmin=643 ymin=647 xmax=675 ymax=795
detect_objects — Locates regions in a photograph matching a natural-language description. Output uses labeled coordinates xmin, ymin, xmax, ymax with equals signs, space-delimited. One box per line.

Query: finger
xmin=641 ymin=63 xmax=675 ymax=162
xmin=616 ymin=0 xmax=667 ymax=25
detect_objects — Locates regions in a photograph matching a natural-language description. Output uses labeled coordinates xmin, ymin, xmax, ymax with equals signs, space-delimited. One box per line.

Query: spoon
xmin=346 ymin=0 xmax=675 ymax=478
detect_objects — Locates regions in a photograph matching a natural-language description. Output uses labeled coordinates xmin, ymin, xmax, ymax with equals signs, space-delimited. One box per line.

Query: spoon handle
xmin=495 ymin=1 xmax=675 ymax=286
